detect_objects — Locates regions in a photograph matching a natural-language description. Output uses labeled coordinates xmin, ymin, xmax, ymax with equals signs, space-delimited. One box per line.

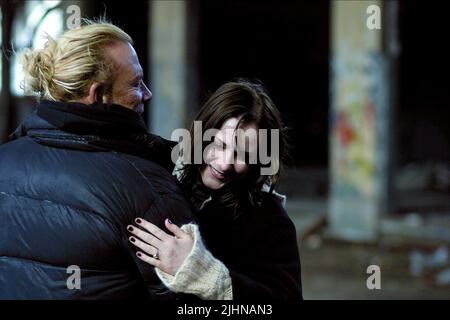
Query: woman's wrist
xmin=156 ymin=223 xmax=233 ymax=300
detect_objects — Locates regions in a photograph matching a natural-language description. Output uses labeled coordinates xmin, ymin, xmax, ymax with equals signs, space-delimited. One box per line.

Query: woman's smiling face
xmin=200 ymin=117 xmax=259 ymax=190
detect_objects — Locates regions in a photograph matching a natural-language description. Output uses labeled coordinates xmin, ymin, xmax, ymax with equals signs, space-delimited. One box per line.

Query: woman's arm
xmin=128 ymin=211 xmax=302 ymax=300
xmin=128 ymin=218 xmax=233 ymax=300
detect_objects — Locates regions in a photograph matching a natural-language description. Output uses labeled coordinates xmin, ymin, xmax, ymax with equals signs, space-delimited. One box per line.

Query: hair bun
xmin=20 ymin=38 xmax=56 ymax=98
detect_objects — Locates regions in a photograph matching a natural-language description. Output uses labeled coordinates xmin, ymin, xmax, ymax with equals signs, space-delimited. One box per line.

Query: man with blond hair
xmin=0 ymin=21 xmax=193 ymax=299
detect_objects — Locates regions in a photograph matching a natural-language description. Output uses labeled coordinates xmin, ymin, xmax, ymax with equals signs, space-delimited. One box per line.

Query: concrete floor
xmin=300 ymin=240 xmax=450 ymax=299
xmin=279 ymin=167 xmax=450 ymax=299
xmin=285 ymin=198 xmax=450 ymax=299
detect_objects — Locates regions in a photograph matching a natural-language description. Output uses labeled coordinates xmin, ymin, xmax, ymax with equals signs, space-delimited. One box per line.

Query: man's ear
xmin=85 ymin=82 xmax=104 ymax=104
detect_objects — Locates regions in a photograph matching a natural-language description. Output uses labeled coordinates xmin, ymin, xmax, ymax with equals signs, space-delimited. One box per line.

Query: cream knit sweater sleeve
xmin=155 ymin=223 xmax=233 ymax=300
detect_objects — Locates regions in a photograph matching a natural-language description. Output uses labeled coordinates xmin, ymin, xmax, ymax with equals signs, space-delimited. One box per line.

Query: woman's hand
xmin=127 ymin=218 xmax=194 ymax=276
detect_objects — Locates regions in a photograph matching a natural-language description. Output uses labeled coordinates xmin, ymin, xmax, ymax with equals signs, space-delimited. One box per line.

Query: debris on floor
xmin=409 ymin=245 xmax=450 ymax=287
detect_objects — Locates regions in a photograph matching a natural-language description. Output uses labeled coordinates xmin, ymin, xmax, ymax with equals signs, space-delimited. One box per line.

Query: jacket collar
xmin=10 ymin=100 xmax=177 ymax=172
xmin=36 ymin=99 xmax=148 ymax=136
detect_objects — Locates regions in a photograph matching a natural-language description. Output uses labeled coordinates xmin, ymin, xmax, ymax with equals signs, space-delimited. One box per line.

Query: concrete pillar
xmin=328 ymin=0 xmax=394 ymax=241
xmin=149 ymin=0 xmax=194 ymax=140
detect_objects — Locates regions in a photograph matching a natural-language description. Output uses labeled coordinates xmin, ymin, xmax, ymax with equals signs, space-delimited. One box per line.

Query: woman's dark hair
xmin=180 ymin=78 xmax=291 ymax=215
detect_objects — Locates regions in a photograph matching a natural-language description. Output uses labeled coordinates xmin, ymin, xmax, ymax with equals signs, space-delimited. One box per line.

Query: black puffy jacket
xmin=0 ymin=100 xmax=193 ymax=299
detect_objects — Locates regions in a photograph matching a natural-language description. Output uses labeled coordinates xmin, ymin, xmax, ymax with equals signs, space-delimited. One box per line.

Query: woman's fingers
xmin=127 ymin=225 xmax=162 ymax=248
xmin=135 ymin=218 xmax=171 ymax=241
xmin=165 ymin=219 xmax=187 ymax=239
xmin=129 ymin=236 xmax=158 ymax=258
xmin=129 ymin=220 xmax=196 ymax=276
xmin=136 ymin=251 xmax=161 ymax=268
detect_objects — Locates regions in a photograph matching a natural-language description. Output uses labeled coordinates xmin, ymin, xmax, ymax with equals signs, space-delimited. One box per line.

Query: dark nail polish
xmin=130 ymin=237 xmax=135 ymax=242
xmin=127 ymin=226 xmax=133 ymax=232
xmin=167 ymin=219 xmax=173 ymax=224
xmin=137 ymin=252 xmax=142 ymax=257
xmin=136 ymin=218 xmax=142 ymax=224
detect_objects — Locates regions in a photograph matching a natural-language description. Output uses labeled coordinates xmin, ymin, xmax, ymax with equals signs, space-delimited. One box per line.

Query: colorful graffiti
xmin=330 ymin=50 xmax=386 ymax=200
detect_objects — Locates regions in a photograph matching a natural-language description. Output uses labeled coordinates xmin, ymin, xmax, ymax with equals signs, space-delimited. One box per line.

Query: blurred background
xmin=0 ymin=0 xmax=449 ymax=299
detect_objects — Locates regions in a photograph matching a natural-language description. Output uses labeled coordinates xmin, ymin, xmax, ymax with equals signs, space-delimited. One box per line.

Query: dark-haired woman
xmin=127 ymin=80 xmax=302 ymax=300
